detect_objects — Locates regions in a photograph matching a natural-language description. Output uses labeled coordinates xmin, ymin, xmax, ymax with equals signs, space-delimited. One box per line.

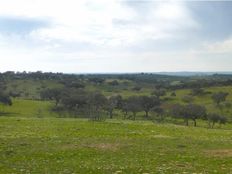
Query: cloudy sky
xmin=0 ymin=0 xmax=232 ymax=73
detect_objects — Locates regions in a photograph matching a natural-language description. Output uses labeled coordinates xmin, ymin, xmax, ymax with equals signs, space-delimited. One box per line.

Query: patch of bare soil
xmin=204 ymin=149 xmax=232 ymax=157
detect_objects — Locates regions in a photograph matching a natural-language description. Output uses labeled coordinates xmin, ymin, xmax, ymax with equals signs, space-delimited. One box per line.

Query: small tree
xmin=182 ymin=95 xmax=194 ymax=104
xmin=0 ymin=93 xmax=12 ymax=114
xmin=151 ymin=106 xmax=165 ymax=122
xmin=87 ymin=92 xmax=107 ymax=121
xmin=171 ymin=104 xmax=206 ymax=126
xmin=151 ymin=89 xmax=166 ymax=99
xmin=212 ymin=92 xmax=229 ymax=106
xmin=126 ymin=96 xmax=142 ymax=120
xmin=105 ymin=95 xmax=122 ymax=119
xmin=218 ymin=116 xmax=227 ymax=127
xmin=207 ymin=113 xmax=227 ymax=128
xmin=170 ymin=91 xmax=176 ymax=97
xmin=40 ymin=88 xmax=63 ymax=106
xmin=171 ymin=104 xmax=189 ymax=126
xmin=185 ymin=104 xmax=206 ymax=127
xmin=191 ymin=88 xmax=205 ymax=96
xmin=0 ymin=93 xmax=12 ymax=106
xmin=139 ymin=96 xmax=160 ymax=119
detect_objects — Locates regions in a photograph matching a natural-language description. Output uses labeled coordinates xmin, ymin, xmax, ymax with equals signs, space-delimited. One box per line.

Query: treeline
xmin=40 ymin=87 xmax=229 ymax=128
xmin=40 ymin=87 xmax=161 ymax=121
xmin=0 ymin=82 xmax=12 ymax=114
xmin=1 ymin=71 xmax=232 ymax=90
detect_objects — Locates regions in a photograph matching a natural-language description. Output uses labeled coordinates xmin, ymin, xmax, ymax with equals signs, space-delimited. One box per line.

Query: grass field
xmin=1 ymin=81 xmax=232 ymax=173
xmin=0 ymin=117 xmax=232 ymax=174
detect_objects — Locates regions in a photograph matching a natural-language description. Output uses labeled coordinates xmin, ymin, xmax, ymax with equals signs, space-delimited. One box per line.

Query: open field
xmin=1 ymin=1 xmax=232 ymax=173
xmin=1 ymin=73 xmax=232 ymax=173
xmin=0 ymin=117 xmax=232 ymax=174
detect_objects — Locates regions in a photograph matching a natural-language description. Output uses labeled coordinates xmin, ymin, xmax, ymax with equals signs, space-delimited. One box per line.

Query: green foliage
xmin=1 ymin=72 xmax=232 ymax=173
xmin=181 ymin=95 xmax=194 ymax=104
xmin=0 ymin=93 xmax=12 ymax=106
xmin=139 ymin=96 xmax=160 ymax=118
xmin=207 ymin=113 xmax=227 ymax=128
xmin=212 ymin=92 xmax=229 ymax=105
xmin=151 ymin=88 xmax=166 ymax=98
xmin=171 ymin=104 xmax=206 ymax=126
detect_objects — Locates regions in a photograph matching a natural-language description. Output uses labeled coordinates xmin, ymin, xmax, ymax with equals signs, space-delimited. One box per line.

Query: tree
xmin=171 ymin=104 xmax=206 ymax=126
xmin=218 ymin=116 xmax=227 ymax=127
xmin=139 ymin=96 xmax=160 ymax=118
xmin=185 ymin=104 xmax=206 ymax=127
xmin=105 ymin=95 xmax=122 ymax=119
xmin=207 ymin=113 xmax=227 ymax=128
xmin=61 ymin=91 xmax=88 ymax=110
xmin=0 ymin=93 xmax=12 ymax=106
xmin=191 ymin=88 xmax=205 ymax=96
xmin=108 ymin=80 xmax=119 ymax=86
xmin=212 ymin=92 xmax=229 ymax=106
xmin=125 ymin=96 xmax=142 ymax=120
xmin=120 ymin=98 xmax=129 ymax=119
xmin=88 ymin=77 xmax=105 ymax=84
xmin=87 ymin=92 xmax=107 ymax=121
xmin=170 ymin=91 xmax=176 ymax=97
xmin=151 ymin=89 xmax=166 ymax=98
xmin=151 ymin=106 xmax=165 ymax=122
xmin=171 ymin=104 xmax=189 ymax=126
xmin=181 ymin=95 xmax=194 ymax=104
xmin=40 ymin=88 xmax=63 ymax=106
xmin=65 ymin=81 xmax=85 ymax=89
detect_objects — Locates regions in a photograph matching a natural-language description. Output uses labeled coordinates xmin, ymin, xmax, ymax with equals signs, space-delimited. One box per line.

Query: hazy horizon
xmin=1 ymin=0 xmax=232 ymax=73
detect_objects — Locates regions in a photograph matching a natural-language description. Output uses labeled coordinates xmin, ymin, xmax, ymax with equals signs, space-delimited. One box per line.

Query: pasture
xmin=0 ymin=117 xmax=232 ymax=173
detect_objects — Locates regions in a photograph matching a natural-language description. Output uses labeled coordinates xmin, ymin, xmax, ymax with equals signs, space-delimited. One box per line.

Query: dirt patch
xmin=85 ymin=143 xmax=122 ymax=151
xmin=204 ymin=149 xmax=232 ymax=157
xmin=61 ymin=143 xmax=79 ymax=150
xmin=61 ymin=142 xmax=127 ymax=151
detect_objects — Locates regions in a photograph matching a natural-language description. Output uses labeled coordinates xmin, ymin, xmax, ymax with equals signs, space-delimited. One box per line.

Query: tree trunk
xmin=55 ymin=99 xmax=59 ymax=107
xmin=109 ymin=110 xmax=113 ymax=119
xmin=193 ymin=119 xmax=197 ymax=127
xmin=212 ymin=122 xmax=215 ymax=128
xmin=145 ymin=110 xmax=149 ymax=119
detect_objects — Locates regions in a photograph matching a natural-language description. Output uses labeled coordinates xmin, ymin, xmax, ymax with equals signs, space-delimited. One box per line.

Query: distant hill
xmin=155 ymin=72 xmax=232 ymax=76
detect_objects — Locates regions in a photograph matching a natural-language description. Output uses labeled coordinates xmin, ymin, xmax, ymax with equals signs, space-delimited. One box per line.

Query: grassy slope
xmin=173 ymin=86 xmax=232 ymax=119
xmin=6 ymin=79 xmax=63 ymax=99
xmin=0 ymin=117 xmax=232 ymax=173
xmin=1 ymin=80 xmax=232 ymax=173
xmin=0 ymin=99 xmax=57 ymax=118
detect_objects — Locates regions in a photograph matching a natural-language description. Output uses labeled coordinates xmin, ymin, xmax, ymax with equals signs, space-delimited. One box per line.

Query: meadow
xmin=1 ymin=73 xmax=232 ymax=173
xmin=0 ymin=117 xmax=232 ymax=174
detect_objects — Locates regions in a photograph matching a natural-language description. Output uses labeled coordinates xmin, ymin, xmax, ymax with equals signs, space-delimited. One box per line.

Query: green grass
xmin=0 ymin=117 xmax=231 ymax=173
xmin=171 ymin=86 xmax=232 ymax=120
xmin=6 ymin=79 xmax=63 ymax=99
xmin=1 ymin=80 xmax=232 ymax=173
xmin=0 ymin=99 xmax=57 ymax=118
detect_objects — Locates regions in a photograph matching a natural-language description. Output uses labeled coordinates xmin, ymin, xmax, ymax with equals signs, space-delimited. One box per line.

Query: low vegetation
xmin=0 ymin=71 xmax=232 ymax=173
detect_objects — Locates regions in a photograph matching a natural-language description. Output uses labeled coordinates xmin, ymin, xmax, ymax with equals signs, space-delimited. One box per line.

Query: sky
xmin=0 ymin=0 xmax=232 ymax=73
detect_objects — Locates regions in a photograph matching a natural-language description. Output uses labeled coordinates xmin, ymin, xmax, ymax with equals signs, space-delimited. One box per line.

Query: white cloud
xmin=0 ymin=0 xmax=197 ymax=47
xmin=2 ymin=0 xmax=219 ymax=73
xmin=203 ymin=37 xmax=232 ymax=54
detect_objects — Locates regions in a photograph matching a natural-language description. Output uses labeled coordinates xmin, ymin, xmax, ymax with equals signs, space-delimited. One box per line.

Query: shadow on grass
xmin=0 ymin=112 xmax=18 ymax=117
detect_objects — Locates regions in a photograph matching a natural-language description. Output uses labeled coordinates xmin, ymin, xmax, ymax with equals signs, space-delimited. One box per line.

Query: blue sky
xmin=0 ymin=0 xmax=232 ymax=73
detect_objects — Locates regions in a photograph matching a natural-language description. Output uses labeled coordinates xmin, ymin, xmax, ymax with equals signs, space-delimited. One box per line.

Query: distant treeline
xmin=1 ymin=71 xmax=232 ymax=90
